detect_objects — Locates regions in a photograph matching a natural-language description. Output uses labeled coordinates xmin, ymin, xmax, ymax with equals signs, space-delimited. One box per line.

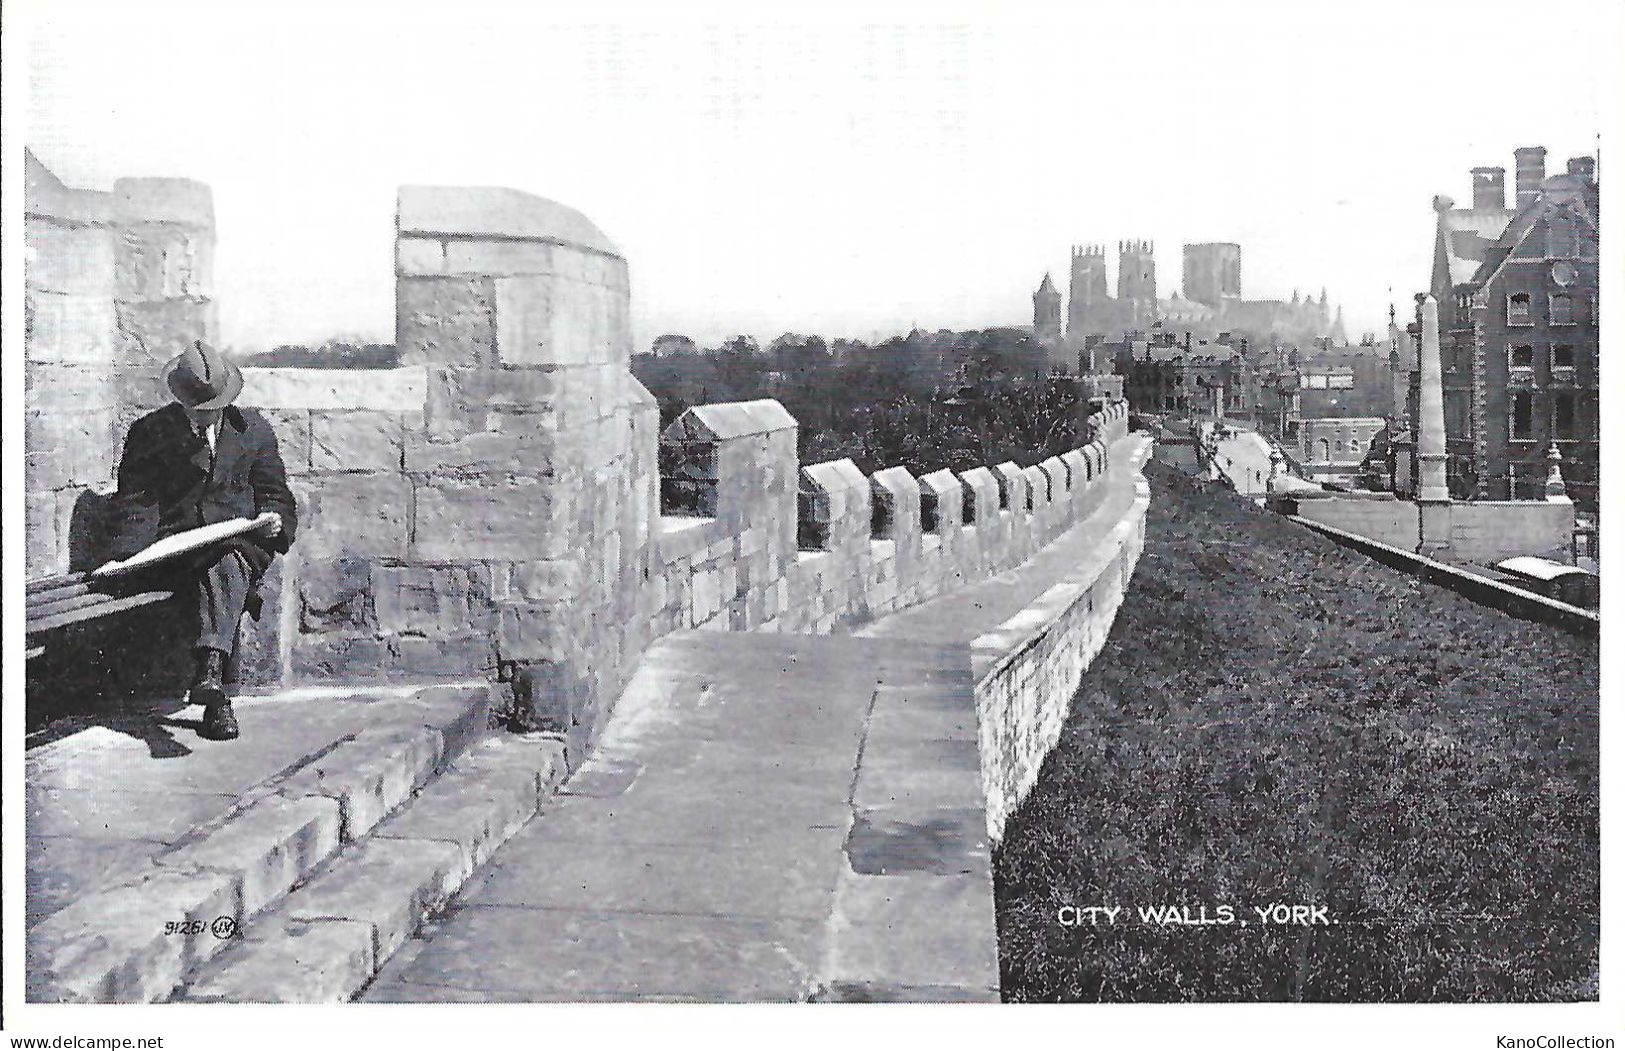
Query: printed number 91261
xmin=165 ymin=920 xmax=209 ymax=935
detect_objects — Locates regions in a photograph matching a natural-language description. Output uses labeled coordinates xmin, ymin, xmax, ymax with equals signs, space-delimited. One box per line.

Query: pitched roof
xmin=1435 ymin=206 xmax=1515 ymax=285
xmin=1470 ymin=176 xmax=1599 ymax=287
xmin=1037 ymin=272 xmax=1057 ymax=294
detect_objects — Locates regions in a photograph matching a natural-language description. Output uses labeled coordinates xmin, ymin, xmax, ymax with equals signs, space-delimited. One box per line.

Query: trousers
xmin=194 ymin=548 xmax=252 ymax=656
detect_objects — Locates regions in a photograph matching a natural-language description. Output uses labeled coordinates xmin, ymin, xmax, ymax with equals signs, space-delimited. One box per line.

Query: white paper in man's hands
xmin=90 ymin=513 xmax=278 ymax=579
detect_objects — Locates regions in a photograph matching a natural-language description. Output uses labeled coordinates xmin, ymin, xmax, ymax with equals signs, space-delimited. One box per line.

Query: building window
xmin=1507 ymin=293 xmax=1533 ymax=326
xmin=1509 ymin=343 xmax=1534 ymax=370
xmin=1553 ymin=392 xmax=1577 ymax=440
xmin=1456 ymin=291 xmax=1472 ymax=312
xmin=1316 ymin=438 xmax=1331 ymax=461
xmin=1510 ymin=391 xmax=1534 ymax=440
xmin=1550 ymin=293 xmax=1576 ymax=326
xmin=1552 ymin=344 xmax=1575 ymax=370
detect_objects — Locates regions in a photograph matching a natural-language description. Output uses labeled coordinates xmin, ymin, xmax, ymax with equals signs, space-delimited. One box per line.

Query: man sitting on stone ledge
xmin=116 ymin=341 xmax=298 ymax=741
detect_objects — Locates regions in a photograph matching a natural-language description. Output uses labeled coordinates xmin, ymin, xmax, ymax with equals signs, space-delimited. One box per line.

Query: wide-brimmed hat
xmin=163 ymin=340 xmax=243 ymax=410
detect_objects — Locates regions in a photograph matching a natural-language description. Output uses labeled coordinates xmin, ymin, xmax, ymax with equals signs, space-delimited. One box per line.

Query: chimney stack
xmin=1567 ymin=156 xmax=1596 ymax=183
xmin=1514 ymin=146 xmax=1547 ymax=209
xmin=1470 ymin=166 xmax=1506 ymax=210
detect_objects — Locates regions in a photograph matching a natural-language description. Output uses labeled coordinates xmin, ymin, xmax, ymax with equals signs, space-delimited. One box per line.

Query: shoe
xmin=200 ymin=699 xmax=240 ymax=741
xmin=191 ymin=648 xmax=237 ymax=740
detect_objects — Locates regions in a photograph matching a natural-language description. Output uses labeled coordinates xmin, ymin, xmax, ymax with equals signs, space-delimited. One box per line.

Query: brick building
xmin=1288 ymin=417 xmax=1388 ymax=488
xmin=1424 ymin=146 xmax=1599 ymax=507
xmin=1110 ymin=331 xmax=1257 ymax=419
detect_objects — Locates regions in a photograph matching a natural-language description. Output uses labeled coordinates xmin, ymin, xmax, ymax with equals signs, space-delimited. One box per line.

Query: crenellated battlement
xmin=23 ymin=155 xmax=1134 ymax=778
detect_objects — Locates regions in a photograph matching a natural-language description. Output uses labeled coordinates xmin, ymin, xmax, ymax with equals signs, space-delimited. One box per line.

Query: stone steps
xmin=172 ymin=732 xmax=568 ymax=1003
xmin=26 ymin=684 xmax=495 ymax=1003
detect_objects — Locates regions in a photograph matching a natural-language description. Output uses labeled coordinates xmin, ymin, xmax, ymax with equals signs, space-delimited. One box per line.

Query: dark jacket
xmin=116 ymin=403 xmax=299 ymax=583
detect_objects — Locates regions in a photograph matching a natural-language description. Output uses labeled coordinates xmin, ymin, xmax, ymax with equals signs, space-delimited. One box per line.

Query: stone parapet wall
xmin=970 ymin=442 xmax=1150 ymax=841
xmin=25 ymin=162 xmax=1140 ymax=787
xmin=24 ymin=151 xmax=218 ymax=579
xmin=1285 ymin=490 xmax=1574 ymax=564
xmin=647 ymin=400 xmax=1132 ymax=641
xmin=1447 ymin=501 xmax=1572 ymax=562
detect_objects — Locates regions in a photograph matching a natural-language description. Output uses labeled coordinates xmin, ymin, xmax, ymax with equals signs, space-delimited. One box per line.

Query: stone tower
xmin=1117 ymin=240 xmax=1157 ymax=329
xmin=1181 ymin=242 xmax=1241 ymax=306
xmin=1066 ymin=245 xmax=1110 ymax=342
xmin=1032 ymin=272 xmax=1062 ymax=345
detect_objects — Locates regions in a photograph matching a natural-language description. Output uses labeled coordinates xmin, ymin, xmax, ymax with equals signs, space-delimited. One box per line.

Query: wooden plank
xmin=25 ymin=590 xmax=175 ymax=636
xmin=26 ymin=572 xmax=88 ymax=595
xmin=23 ymin=582 xmax=94 ymax=608
xmin=26 ymin=589 xmax=125 ymax=622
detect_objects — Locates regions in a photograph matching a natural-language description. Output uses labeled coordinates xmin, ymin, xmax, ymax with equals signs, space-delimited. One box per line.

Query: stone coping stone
xmin=398 ymin=186 xmax=620 ymax=257
xmin=916 ymin=468 xmax=960 ymax=499
xmin=1020 ymin=463 xmax=1048 ymax=492
xmin=241 ymin=367 xmax=427 ymax=411
xmin=659 ymin=514 xmax=725 ymax=561
xmin=870 ymin=465 xmax=920 ymax=501
xmin=1039 ymin=455 xmax=1069 ymax=492
xmin=801 ymin=458 xmax=867 ymax=494
xmin=25 ymin=150 xmax=113 ymax=225
xmin=666 ymin=399 xmax=796 ymax=441
xmin=993 ymin=462 xmax=1028 ymax=505
xmin=1061 ymin=448 xmax=1091 ymax=485
xmin=969 ymin=445 xmax=1151 ymax=684
xmin=113 ymin=176 xmax=215 ymax=228
xmin=959 ymin=466 xmax=1000 ymax=512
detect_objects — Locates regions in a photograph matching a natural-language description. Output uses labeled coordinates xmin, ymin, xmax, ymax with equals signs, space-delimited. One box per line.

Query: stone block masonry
xmin=23 ymin=161 xmax=1155 ymax=1002
xmin=23 ymin=150 xmax=218 ymax=579
xmin=23 ymin=153 xmax=1136 ymax=799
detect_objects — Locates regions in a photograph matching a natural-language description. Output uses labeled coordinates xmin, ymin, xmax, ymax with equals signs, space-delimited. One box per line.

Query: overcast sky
xmin=18 ymin=0 xmax=1618 ymax=352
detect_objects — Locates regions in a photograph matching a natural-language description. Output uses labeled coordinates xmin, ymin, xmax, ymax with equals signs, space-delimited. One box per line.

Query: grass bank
xmin=994 ymin=463 xmax=1598 ymax=1002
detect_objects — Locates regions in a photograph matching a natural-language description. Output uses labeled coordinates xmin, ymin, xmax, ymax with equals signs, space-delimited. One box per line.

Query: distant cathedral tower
xmin=1066 ymin=245 xmax=1110 ymax=342
xmin=1117 ymin=240 xmax=1158 ymax=329
xmin=1182 ymin=242 xmax=1241 ymax=305
xmin=1032 ymin=272 xmax=1062 ymax=344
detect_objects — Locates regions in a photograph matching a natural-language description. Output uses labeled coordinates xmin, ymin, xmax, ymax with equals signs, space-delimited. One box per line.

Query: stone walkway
xmin=27 ymin=439 xmax=1149 ymax=1003
xmin=364 ymin=632 xmax=995 ymax=1002
xmin=362 ymin=436 xmax=1150 ymax=1003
